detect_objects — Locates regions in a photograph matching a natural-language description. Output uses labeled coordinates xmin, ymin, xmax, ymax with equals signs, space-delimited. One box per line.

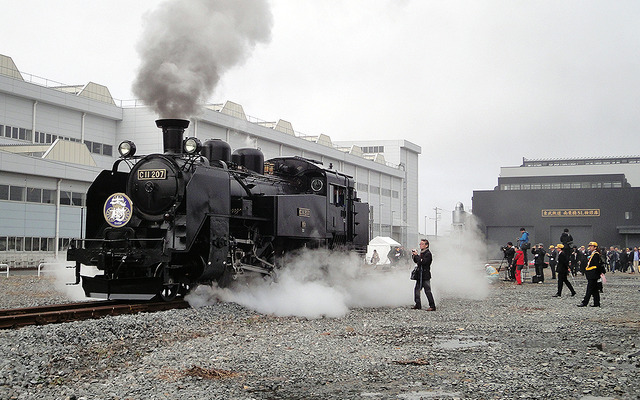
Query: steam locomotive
xmin=67 ymin=119 xmax=369 ymax=300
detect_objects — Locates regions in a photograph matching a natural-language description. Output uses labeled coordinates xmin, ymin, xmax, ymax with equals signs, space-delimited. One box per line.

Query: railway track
xmin=0 ymin=299 xmax=190 ymax=329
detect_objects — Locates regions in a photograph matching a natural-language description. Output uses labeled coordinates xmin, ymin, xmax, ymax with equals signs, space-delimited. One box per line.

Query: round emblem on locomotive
xmin=103 ymin=193 xmax=133 ymax=228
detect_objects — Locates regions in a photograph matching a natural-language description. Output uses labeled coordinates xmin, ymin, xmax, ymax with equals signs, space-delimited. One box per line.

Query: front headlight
xmin=118 ymin=140 xmax=136 ymax=157
xmin=183 ymin=137 xmax=202 ymax=154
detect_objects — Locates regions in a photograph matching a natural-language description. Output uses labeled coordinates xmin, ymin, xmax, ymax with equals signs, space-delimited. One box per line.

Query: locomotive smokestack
xmin=156 ymin=119 xmax=190 ymax=154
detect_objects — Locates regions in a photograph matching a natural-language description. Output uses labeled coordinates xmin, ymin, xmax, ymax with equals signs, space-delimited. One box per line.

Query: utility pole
xmin=433 ymin=207 xmax=441 ymax=237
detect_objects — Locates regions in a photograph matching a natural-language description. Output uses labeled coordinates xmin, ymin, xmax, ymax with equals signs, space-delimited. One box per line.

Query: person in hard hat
xmin=552 ymin=244 xmax=576 ymax=298
xmin=546 ymin=244 xmax=557 ymax=280
xmin=577 ymin=242 xmax=606 ymax=307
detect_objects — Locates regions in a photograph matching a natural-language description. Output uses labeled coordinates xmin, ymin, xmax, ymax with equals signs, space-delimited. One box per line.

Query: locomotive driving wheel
xmin=154 ymin=263 xmax=180 ymax=301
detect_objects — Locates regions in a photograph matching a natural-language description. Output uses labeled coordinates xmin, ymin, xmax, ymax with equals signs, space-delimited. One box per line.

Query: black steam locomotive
xmin=67 ymin=119 xmax=369 ymax=300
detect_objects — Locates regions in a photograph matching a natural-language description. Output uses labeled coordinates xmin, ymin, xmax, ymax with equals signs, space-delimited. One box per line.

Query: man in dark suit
xmin=552 ymin=244 xmax=576 ymax=297
xmin=411 ymin=239 xmax=436 ymax=311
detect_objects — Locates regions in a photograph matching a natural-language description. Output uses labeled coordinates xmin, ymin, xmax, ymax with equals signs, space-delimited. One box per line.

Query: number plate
xmin=138 ymin=169 xmax=167 ymax=180
xmin=297 ymin=208 xmax=311 ymax=217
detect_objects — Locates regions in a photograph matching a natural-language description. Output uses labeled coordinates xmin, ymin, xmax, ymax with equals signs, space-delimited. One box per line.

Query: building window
xmin=43 ymin=189 xmax=56 ymax=204
xmin=9 ymin=186 xmax=25 ymax=201
xmin=103 ymin=144 xmax=113 ymax=156
xmin=27 ymin=187 xmax=42 ymax=203
xmin=0 ymin=237 xmax=6 ymax=251
xmin=60 ymin=191 xmax=72 ymax=205
xmin=0 ymin=184 xmax=8 ymax=200
xmin=72 ymin=192 xmax=84 ymax=206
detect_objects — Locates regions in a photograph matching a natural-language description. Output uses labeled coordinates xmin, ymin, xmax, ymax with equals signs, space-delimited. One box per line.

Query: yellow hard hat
xmin=556 ymin=244 xmax=564 ymax=249
xmin=588 ymin=241 xmax=598 ymax=247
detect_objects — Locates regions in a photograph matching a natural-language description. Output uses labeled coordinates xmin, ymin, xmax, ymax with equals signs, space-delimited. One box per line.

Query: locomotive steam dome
xmin=202 ymin=139 xmax=231 ymax=164
xmin=232 ymin=148 xmax=264 ymax=174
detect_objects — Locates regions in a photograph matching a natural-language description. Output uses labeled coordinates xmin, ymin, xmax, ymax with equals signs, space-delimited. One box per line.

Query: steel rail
xmin=0 ymin=299 xmax=190 ymax=329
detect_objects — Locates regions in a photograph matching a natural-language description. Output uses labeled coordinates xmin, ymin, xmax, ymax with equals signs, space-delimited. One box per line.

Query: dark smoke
xmin=132 ymin=0 xmax=273 ymax=118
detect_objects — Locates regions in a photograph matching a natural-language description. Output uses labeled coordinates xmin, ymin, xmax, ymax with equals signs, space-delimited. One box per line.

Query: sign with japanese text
xmin=541 ymin=209 xmax=600 ymax=217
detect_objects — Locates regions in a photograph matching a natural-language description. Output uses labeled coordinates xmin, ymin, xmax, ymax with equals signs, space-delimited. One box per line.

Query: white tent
xmin=366 ymin=236 xmax=401 ymax=265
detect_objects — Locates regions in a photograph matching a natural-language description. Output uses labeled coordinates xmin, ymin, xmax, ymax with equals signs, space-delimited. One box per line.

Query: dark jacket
xmin=503 ymin=246 xmax=515 ymax=264
xmin=547 ymin=249 xmax=558 ymax=266
xmin=412 ymin=248 xmax=433 ymax=281
xmin=532 ymin=247 xmax=545 ymax=266
xmin=560 ymin=232 xmax=573 ymax=247
xmin=556 ymin=249 xmax=570 ymax=274
xmin=585 ymin=251 xmax=606 ymax=280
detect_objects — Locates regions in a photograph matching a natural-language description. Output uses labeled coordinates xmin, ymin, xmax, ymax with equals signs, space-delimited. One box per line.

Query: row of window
xmin=34 ymin=130 xmax=80 ymax=145
xmin=2 ymin=124 xmax=32 ymax=141
xmin=0 ymin=184 xmax=86 ymax=206
xmin=524 ymin=158 xmax=640 ymax=167
xmin=500 ymin=181 xmax=624 ymax=191
xmin=84 ymin=140 xmax=113 ymax=156
xmin=356 ymin=183 xmax=400 ymax=198
xmin=0 ymin=236 xmax=74 ymax=252
xmin=361 ymin=146 xmax=384 ymax=154
xmin=1 ymin=123 xmax=113 ymax=156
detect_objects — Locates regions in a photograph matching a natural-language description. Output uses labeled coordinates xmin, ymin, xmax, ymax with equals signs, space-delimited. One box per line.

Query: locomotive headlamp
xmin=118 ymin=140 xmax=136 ymax=157
xmin=183 ymin=137 xmax=202 ymax=154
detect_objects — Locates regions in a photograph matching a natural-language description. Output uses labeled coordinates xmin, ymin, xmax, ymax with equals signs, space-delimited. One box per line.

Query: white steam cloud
xmin=132 ymin=0 xmax=273 ymax=118
xmin=186 ymin=227 xmax=490 ymax=318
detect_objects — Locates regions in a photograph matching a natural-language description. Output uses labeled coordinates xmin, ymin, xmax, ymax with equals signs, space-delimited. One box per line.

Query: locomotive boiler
xmin=67 ymin=119 xmax=369 ymax=300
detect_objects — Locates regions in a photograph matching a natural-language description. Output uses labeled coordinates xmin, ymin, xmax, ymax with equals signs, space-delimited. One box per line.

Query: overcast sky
xmin=2 ymin=0 xmax=639 ymax=235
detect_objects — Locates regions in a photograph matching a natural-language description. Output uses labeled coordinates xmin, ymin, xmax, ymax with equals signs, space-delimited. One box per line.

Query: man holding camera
xmin=502 ymin=242 xmax=515 ymax=280
xmin=532 ymin=243 xmax=546 ymax=283
xmin=411 ymin=239 xmax=436 ymax=311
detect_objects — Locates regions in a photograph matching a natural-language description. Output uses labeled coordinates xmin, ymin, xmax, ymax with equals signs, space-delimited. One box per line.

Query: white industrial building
xmin=0 ymin=54 xmax=420 ymax=268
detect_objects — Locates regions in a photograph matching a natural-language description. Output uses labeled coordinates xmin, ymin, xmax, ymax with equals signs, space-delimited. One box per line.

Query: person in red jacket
xmin=513 ymin=246 xmax=525 ymax=285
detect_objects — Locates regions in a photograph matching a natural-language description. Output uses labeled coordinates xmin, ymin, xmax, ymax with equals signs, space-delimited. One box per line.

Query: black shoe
xmin=577 ymin=303 xmax=587 ymax=307
xmin=411 ymin=305 xmax=421 ymax=310
xmin=571 ymin=292 xmax=576 ymax=297
xmin=426 ymin=307 xmax=436 ymax=311
xmin=552 ymin=294 xmax=560 ymax=297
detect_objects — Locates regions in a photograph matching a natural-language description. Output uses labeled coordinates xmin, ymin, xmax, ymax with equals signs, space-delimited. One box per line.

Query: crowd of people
xmin=501 ymin=228 xmax=615 ymax=307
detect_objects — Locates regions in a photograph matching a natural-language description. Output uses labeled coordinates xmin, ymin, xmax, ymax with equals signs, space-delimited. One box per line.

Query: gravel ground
xmin=0 ymin=269 xmax=639 ymax=400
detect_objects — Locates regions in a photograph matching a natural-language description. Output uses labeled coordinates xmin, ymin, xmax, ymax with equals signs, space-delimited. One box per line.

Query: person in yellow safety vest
xmin=577 ymin=242 xmax=606 ymax=307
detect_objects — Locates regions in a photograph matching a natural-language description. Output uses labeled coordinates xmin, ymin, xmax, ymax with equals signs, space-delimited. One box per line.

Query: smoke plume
xmin=132 ymin=0 xmax=273 ymax=118
xmin=186 ymin=226 xmax=490 ymax=318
